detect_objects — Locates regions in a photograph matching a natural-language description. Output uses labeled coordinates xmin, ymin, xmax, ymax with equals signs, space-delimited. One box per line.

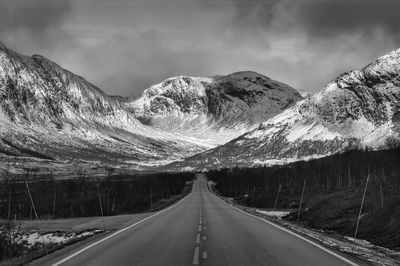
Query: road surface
xmin=40 ymin=174 xmax=358 ymax=266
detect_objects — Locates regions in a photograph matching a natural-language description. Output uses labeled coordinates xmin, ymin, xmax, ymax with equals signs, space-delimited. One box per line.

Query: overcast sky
xmin=1 ymin=0 xmax=399 ymax=97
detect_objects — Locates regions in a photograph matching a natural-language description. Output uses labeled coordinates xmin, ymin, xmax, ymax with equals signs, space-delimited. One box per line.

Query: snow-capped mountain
xmin=124 ymin=71 xmax=301 ymax=147
xmin=0 ymin=42 xmax=301 ymax=173
xmin=177 ymin=48 xmax=400 ymax=169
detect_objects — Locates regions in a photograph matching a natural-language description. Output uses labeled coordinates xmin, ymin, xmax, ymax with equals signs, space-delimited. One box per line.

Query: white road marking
xmin=196 ymin=233 xmax=200 ymax=244
xmin=51 ymin=194 xmax=190 ymax=266
xmin=193 ymin=247 xmax=200 ymax=265
xmin=218 ymin=196 xmax=359 ymax=266
xmin=198 ymin=225 xmax=202 ymax=232
xmin=202 ymin=251 xmax=208 ymax=259
xmin=203 ymin=236 xmax=207 ymax=241
xmin=199 ymin=220 xmax=202 ymax=225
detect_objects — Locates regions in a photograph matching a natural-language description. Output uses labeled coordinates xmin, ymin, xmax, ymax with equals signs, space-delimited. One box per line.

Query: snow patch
xmin=256 ymin=210 xmax=290 ymax=218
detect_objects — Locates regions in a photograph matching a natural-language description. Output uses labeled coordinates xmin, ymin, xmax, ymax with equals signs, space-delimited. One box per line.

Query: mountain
xmin=175 ymin=48 xmax=400 ymax=170
xmin=0 ymin=42 xmax=301 ymax=174
xmin=124 ymin=71 xmax=301 ymax=147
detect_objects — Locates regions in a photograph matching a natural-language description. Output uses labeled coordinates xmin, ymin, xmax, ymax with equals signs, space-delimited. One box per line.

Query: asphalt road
xmin=43 ymin=174 xmax=358 ymax=266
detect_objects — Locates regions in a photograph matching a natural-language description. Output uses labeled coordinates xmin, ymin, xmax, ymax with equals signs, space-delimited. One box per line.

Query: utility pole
xmin=96 ymin=182 xmax=105 ymax=230
xmin=273 ymin=183 xmax=282 ymax=211
xmin=24 ymin=177 xmax=48 ymax=255
xmin=8 ymin=182 xmax=11 ymax=220
xmin=150 ymin=187 xmax=153 ymax=210
xmin=297 ymin=178 xmax=307 ymax=225
xmin=354 ymin=170 xmax=370 ymax=240
xmin=52 ymin=187 xmax=57 ymax=218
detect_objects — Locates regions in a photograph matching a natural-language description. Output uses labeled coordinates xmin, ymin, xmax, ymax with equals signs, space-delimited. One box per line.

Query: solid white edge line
xmin=51 ymin=194 xmax=190 ymax=266
xmin=218 ymin=196 xmax=359 ymax=266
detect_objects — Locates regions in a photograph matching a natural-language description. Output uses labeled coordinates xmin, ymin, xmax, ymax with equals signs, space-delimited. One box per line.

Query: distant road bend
xmin=45 ymin=174 xmax=358 ymax=266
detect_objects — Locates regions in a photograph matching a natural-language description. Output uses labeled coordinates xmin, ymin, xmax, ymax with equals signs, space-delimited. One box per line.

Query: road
xmin=42 ymin=174 xmax=358 ymax=266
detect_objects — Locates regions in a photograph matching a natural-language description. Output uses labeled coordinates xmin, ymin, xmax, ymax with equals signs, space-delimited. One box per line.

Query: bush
xmin=0 ymin=220 xmax=26 ymax=261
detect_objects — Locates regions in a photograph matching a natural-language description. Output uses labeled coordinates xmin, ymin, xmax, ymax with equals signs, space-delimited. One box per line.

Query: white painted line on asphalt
xmin=203 ymin=236 xmax=207 ymax=241
xmin=196 ymin=233 xmax=200 ymax=244
xmin=218 ymin=196 xmax=359 ymax=266
xmin=51 ymin=194 xmax=190 ymax=266
xmin=193 ymin=247 xmax=200 ymax=265
xmin=202 ymin=251 xmax=208 ymax=259
xmin=198 ymin=225 xmax=202 ymax=232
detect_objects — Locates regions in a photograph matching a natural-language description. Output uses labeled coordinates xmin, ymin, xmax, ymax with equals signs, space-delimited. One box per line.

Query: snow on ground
xmin=256 ymin=210 xmax=290 ymax=219
xmin=14 ymin=230 xmax=102 ymax=248
xmin=250 ymin=153 xmax=332 ymax=167
xmin=287 ymin=123 xmax=341 ymax=142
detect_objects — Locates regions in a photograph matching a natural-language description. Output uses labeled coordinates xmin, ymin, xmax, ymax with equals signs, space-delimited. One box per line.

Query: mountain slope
xmin=125 ymin=71 xmax=301 ymax=147
xmin=177 ymin=48 xmax=400 ymax=169
xmin=0 ymin=43 xmax=199 ymax=168
xmin=0 ymin=42 xmax=301 ymax=173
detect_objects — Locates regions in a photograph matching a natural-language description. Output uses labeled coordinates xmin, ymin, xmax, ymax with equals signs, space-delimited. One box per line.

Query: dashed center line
xmin=193 ymin=247 xmax=200 ymax=265
xmin=194 ymin=206 xmax=207 ymax=264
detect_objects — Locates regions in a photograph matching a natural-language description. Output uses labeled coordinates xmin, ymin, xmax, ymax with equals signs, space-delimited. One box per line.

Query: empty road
xmin=40 ymin=174 xmax=358 ymax=266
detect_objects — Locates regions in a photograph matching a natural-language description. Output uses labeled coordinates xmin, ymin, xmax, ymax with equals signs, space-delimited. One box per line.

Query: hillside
xmin=174 ymin=48 xmax=400 ymax=170
xmin=0 ymin=42 xmax=301 ymax=174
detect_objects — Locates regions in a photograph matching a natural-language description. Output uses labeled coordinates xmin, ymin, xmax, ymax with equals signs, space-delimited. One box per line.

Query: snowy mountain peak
xmin=126 ymin=71 xmax=302 ymax=135
xmin=0 ymin=43 xmax=303 ymax=172
xmin=178 ymin=48 xmax=400 ymax=170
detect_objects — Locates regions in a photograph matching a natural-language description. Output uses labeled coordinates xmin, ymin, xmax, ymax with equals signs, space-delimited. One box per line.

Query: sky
xmin=1 ymin=0 xmax=399 ymax=97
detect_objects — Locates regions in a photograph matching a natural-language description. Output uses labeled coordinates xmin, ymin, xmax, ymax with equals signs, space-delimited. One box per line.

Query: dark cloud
xmin=230 ymin=0 xmax=280 ymax=30
xmin=0 ymin=0 xmax=72 ymax=49
xmin=294 ymin=0 xmax=400 ymax=39
xmin=0 ymin=0 xmax=71 ymax=31
xmin=0 ymin=0 xmax=399 ymax=97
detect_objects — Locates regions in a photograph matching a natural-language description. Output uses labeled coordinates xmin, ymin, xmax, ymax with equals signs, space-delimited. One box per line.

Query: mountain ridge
xmin=170 ymin=48 xmax=400 ymax=170
xmin=0 ymin=42 xmax=301 ymax=173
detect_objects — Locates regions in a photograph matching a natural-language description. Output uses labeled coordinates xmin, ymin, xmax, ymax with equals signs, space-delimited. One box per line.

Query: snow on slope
xmin=0 ymin=43 xmax=205 ymax=167
xmin=125 ymin=72 xmax=302 ymax=147
xmin=175 ymin=48 xmax=400 ymax=170
xmin=0 ymin=42 xmax=302 ymax=172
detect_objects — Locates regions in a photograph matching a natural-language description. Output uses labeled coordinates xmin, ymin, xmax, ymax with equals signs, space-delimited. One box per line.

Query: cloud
xmin=293 ymin=0 xmax=400 ymax=39
xmin=223 ymin=0 xmax=400 ymax=89
xmin=0 ymin=0 xmax=73 ymax=50
xmin=0 ymin=0 xmax=399 ymax=97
